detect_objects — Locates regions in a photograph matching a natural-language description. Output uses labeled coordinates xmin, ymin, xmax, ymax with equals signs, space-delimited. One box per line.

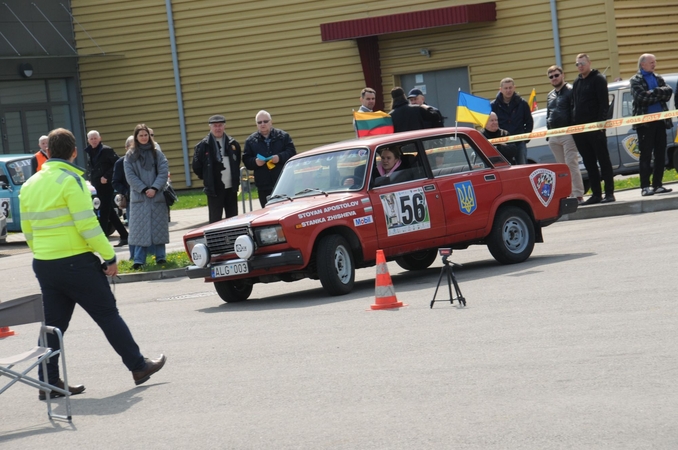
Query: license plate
xmin=211 ymin=261 xmax=249 ymax=278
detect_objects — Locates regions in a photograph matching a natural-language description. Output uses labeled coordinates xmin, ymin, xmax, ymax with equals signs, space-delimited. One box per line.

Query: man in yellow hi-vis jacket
xmin=20 ymin=128 xmax=166 ymax=400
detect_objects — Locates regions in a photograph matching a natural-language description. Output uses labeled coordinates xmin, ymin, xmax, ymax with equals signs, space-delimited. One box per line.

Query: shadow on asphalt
xmin=195 ymin=252 xmax=595 ymax=312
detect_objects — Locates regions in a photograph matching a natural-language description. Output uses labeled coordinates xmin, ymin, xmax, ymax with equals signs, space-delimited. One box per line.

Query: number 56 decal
xmin=379 ymin=187 xmax=431 ymax=236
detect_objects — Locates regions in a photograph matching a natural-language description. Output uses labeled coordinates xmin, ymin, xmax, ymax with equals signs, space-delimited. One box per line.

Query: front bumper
xmin=186 ymin=249 xmax=304 ymax=279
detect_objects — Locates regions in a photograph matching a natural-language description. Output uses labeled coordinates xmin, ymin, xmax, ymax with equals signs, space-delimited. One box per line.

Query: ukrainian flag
xmin=353 ymin=111 xmax=394 ymax=138
xmin=456 ymin=91 xmax=492 ymax=127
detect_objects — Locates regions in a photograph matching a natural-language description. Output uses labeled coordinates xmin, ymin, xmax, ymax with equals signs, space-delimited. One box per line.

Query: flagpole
xmin=455 ymin=88 xmax=460 ymax=139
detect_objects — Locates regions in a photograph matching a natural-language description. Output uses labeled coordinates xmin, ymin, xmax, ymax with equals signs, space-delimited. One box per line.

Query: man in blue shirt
xmin=629 ymin=53 xmax=674 ymax=196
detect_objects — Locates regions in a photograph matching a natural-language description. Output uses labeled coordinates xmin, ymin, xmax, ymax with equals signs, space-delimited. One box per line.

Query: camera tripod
xmin=430 ymin=252 xmax=466 ymax=308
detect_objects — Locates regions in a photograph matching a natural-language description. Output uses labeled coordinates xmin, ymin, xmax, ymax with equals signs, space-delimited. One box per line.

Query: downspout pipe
xmin=165 ymin=0 xmax=192 ymax=187
xmin=550 ymin=0 xmax=562 ymax=67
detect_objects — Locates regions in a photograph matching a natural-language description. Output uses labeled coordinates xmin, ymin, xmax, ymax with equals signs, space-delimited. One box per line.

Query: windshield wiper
xmin=267 ymin=193 xmax=293 ymax=203
xmin=294 ymin=188 xmax=328 ymax=197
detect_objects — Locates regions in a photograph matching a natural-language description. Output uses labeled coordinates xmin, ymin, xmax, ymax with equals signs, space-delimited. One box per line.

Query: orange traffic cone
xmin=371 ymin=250 xmax=406 ymax=310
xmin=0 ymin=326 xmax=15 ymax=338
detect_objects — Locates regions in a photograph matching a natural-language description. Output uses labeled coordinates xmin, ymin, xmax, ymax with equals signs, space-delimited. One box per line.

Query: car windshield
xmin=270 ymin=148 xmax=370 ymax=202
xmin=5 ymin=158 xmax=33 ymax=185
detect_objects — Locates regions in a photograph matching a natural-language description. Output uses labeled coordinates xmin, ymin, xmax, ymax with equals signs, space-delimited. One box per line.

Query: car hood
xmin=186 ymin=193 xmax=366 ymax=235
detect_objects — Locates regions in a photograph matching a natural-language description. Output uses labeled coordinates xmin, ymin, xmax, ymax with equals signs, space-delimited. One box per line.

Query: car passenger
xmin=376 ymin=147 xmax=405 ymax=178
xmin=482 ymin=112 xmax=520 ymax=164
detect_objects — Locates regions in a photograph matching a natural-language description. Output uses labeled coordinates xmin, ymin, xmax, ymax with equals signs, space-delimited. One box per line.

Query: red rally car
xmin=183 ymin=127 xmax=578 ymax=303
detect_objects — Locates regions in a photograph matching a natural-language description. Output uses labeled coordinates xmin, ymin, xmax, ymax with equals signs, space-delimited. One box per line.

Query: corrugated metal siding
xmin=380 ymin=0 xmax=617 ymax=116
xmin=71 ymin=0 xmax=625 ymax=189
xmin=71 ymin=0 xmax=184 ymax=183
xmin=614 ymin=0 xmax=678 ymax=78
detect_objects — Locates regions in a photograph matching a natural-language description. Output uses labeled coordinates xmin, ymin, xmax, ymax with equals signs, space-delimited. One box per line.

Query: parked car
xmin=526 ymin=74 xmax=678 ymax=191
xmin=183 ymin=127 xmax=578 ymax=303
xmin=0 ymin=211 xmax=7 ymax=243
xmin=0 ymin=154 xmax=33 ymax=232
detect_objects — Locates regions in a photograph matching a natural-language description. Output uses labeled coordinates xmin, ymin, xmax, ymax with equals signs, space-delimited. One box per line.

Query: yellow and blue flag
xmin=456 ymin=91 xmax=491 ymax=127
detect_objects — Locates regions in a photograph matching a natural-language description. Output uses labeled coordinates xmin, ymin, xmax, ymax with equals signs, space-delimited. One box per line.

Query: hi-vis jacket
xmin=20 ymin=159 xmax=116 ymax=263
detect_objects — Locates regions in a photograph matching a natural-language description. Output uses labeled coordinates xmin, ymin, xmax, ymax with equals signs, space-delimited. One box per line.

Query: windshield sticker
xmin=379 ymin=187 xmax=431 ymax=236
xmin=454 ymin=181 xmax=477 ymax=215
xmin=354 ymin=215 xmax=373 ymax=227
xmin=530 ymin=169 xmax=556 ymax=207
xmin=0 ymin=197 xmax=12 ymax=222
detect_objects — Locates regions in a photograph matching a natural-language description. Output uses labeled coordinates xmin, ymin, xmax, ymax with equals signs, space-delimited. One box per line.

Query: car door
xmin=427 ymin=134 xmax=502 ymax=240
xmin=367 ymin=141 xmax=446 ymax=252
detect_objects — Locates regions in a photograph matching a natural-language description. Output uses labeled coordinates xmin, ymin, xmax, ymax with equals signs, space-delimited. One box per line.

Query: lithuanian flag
xmin=353 ymin=111 xmax=394 ymax=138
xmin=456 ymin=91 xmax=491 ymax=127
xmin=528 ymin=88 xmax=538 ymax=111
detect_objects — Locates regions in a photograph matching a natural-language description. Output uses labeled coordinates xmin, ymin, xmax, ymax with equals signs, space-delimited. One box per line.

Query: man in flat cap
xmin=192 ymin=115 xmax=242 ymax=223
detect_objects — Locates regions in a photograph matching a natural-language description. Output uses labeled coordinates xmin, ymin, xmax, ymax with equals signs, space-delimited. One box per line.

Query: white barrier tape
xmin=487 ymin=109 xmax=678 ymax=145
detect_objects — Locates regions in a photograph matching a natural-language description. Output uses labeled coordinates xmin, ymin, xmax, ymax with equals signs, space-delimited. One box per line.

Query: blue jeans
xmin=134 ymin=244 xmax=166 ymax=265
xmin=34 ymin=253 xmax=146 ymax=383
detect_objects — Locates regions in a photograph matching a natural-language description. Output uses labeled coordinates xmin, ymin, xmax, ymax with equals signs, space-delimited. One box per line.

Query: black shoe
xmin=653 ymin=186 xmax=673 ymax=194
xmin=601 ymin=194 xmax=616 ymax=204
xmin=39 ymin=379 xmax=85 ymax=400
xmin=114 ymin=238 xmax=128 ymax=247
xmin=132 ymin=355 xmax=167 ymax=386
xmin=580 ymin=196 xmax=601 ymax=206
xmin=156 ymin=259 xmax=166 ymax=265
xmin=641 ymin=187 xmax=654 ymax=197
xmin=132 ymin=263 xmax=143 ymax=270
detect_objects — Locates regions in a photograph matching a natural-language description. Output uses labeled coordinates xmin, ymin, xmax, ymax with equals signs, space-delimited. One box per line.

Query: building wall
xmin=72 ymin=0 xmax=672 ymax=190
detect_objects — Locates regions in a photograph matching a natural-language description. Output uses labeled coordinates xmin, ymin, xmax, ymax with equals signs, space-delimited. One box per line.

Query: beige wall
xmin=73 ymin=0 xmax=675 ymax=190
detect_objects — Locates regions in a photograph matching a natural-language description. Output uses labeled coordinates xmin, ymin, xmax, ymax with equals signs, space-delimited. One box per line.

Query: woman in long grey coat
xmin=124 ymin=124 xmax=169 ymax=269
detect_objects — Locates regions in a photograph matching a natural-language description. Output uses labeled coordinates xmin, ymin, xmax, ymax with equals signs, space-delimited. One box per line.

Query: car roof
xmin=0 ymin=154 xmax=32 ymax=162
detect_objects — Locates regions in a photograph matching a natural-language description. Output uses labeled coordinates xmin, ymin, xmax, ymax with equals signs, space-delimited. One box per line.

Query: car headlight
xmin=254 ymin=225 xmax=286 ymax=246
xmin=186 ymin=237 xmax=208 ymax=266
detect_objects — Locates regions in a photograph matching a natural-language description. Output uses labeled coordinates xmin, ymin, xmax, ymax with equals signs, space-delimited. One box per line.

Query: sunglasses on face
xmin=257 ymin=120 xmax=270 ymax=125
xmin=548 ymin=73 xmax=561 ymax=79
xmin=575 ymin=62 xmax=587 ymax=67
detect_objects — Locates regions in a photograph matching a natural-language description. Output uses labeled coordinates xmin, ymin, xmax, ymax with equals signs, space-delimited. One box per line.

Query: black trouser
xmin=207 ymin=187 xmax=238 ymax=223
xmin=257 ymin=189 xmax=272 ymax=208
xmin=95 ymin=184 xmax=128 ymax=238
xmin=572 ymin=129 xmax=614 ymax=197
xmin=638 ymin=121 xmax=667 ymax=189
xmin=34 ymin=253 xmax=145 ymax=383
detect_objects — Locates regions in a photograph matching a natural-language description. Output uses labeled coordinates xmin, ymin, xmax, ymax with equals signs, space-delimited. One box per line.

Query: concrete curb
xmin=114 ymin=267 xmax=187 ymax=284
xmin=560 ymin=189 xmax=678 ymax=221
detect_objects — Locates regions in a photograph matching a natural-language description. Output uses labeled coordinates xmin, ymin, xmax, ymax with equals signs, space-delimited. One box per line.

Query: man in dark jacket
xmin=389 ymin=87 xmax=439 ymax=132
xmin=572 ymin=53 xmax=614 ymax=205
xmin=243 ymin=110 xmax=296 ymax=207
xmin=482 ymin=112 xmax=519 ymax=164
xmin=490 ymin=78 xmax=533 ymax=165
xmin=546 ymin=65 xmax=585 ymax=204
xmin=630 ymin=53 xmax=673 ymax=197
xmin=84 ymin=130 xmax=128 ymax=246
xmin=408 ymin=88 xmax=444 ymax=128
xmin=192 ymin=115 xmax=242 ymax=223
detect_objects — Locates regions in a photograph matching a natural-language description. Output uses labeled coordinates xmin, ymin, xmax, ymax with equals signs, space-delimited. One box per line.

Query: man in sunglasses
xmin=546 ymin=65 xmax=585 ymax=205
xmin=571 ymin=53 xmax=615 ymax=205
xmin=243 ymin=110 xmax=297 ymax=207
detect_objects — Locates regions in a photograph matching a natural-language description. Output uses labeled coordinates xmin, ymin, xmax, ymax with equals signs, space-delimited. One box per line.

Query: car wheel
xmin=214 ymin=279 xmax=253 ymax=303
xmin=317 ymin=234 xmax=354 ymax=296
xmin=395 ymin=249 xmax=438 ymax=271
xmin=486 ymin=206 xmax=535 ymax=264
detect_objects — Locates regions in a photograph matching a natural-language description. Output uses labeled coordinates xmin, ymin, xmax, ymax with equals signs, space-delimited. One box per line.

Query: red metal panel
xmin=320 ymin=3 xmax=496 ymax=42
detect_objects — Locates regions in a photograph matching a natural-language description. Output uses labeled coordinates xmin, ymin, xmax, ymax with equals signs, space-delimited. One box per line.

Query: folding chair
xmin=0 ymin=294 xmax=73 ymax=422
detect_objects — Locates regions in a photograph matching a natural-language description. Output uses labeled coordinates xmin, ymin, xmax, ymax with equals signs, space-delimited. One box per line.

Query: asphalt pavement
xmin=6 ymin=183 xmax=678 ymax=283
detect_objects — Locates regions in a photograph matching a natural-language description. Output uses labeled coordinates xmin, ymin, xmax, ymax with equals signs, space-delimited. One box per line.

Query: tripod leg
xmin=430 ymin=266 xmax=446 ymax=308
xmin=450 ymin=268 xmax=466 ymax=306
xmin=445 ymin=266 xmax=454 ymax=305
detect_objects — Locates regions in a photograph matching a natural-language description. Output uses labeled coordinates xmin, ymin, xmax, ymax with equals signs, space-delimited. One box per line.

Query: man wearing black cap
xmin=408 ymin=88 xmax=444 ymax=128
xmin=192 ymin=115 xmax=242 ymax=223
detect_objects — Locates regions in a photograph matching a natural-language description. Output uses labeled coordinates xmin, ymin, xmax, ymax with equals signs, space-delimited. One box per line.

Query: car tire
xmin=214 ymin=279 xmax=253 ymax=303
xmin=317 ymin=234 xmax=354 ymax=296
xmin=395 ymin=249 xmax=438 ymax=271
xmin=486 ymin=206 xmax=535 ymax=265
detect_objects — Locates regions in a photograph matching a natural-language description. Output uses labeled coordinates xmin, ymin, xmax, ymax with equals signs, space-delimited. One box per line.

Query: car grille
xmin=204 ymin=225 xmax=250 ymax=256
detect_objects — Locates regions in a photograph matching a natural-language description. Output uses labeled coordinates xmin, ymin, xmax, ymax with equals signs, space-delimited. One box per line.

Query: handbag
xmin=163 ymin=182 xmax=178 ymax=207
xmin=151 ymin=149 xmax=177 ymax=207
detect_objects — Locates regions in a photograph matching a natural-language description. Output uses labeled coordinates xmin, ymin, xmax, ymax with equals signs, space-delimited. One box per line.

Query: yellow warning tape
xmin=487 ymin=109 xmax=678 ymax=145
